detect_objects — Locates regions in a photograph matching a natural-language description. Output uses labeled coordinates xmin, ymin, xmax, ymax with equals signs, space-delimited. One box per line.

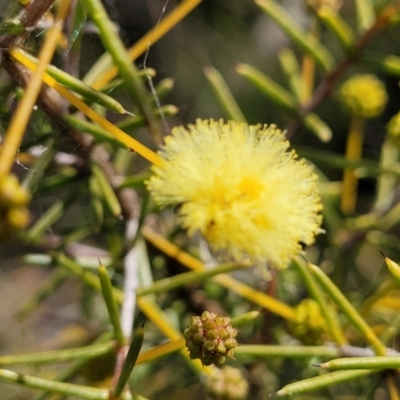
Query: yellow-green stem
xmin=136 ymin=338 xmax=185 ymax=365
xmin=88 ymin=0 xmax=201 ymax=89
xmin=301 ymin=18 xmax=319 ymax=102
xmin=309 ymin=263 xmax=387 ymax=356
xmin=374 ymin=137 xmax=399 ymax=214
xmin=387 ymin=374 xmax=400 ymax=400
xmin=9 ymin=49 xmax=161 ymax=166
xmin=0 ymin=0 xmax=71 ymax=176
xmin=98 ymin=265 xmax=125 ymax=346
xmin=141 ymin=226 xmax=296 ymax=321
xmin=82 ymin=0 xmax=161 ymax=141
xmin=292 ymin=258 xmax=347 ymax=345
xmin=341 ymin=115 xmax=365 ymax=214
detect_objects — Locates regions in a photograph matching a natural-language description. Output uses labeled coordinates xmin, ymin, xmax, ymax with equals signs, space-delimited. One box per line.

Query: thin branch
xmin=286 ymin=2 xmax=400 ymax=139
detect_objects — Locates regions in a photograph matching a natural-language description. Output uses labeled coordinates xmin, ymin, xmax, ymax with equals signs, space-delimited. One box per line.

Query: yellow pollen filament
xmin=147 ymin=119 xmax=323 ymax=267
xmin=237 ymin=176 xmax=263 ymax=201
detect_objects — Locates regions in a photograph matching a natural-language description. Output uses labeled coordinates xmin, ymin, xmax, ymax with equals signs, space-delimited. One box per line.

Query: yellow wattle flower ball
xmin=339 ymin=74 xmax=388 ymax=119
xmin=147 ymin=119 xmax=323 ymax=268
xmin=287 ymin=299 xmax=327 ymax=345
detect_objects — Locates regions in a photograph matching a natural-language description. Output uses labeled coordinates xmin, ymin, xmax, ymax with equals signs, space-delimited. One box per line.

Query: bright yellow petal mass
xmin=147 ymin=119 xmax=323 ymax=268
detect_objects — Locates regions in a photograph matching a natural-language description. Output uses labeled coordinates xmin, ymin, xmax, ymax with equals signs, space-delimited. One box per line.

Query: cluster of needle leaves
xmin=2 ymin=0 xmax=400 ymax=399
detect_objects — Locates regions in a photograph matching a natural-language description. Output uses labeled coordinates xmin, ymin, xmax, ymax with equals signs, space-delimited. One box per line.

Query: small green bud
xmin=205 ymin=366 xmax=249 ymax=400
xmin=225 ymin=338 xmax=238 ymax=350
xmin=207 ymin=330 xmax=218 ymax=340
xmin=204 ymin=340 xmax=216 ymax=352
xmin=193 ymin=332 xmax=204 ymax=344
xmin=183 ymin=312 xmax=238 ymax=366
xmin=216 ymin=342 xmax=226 ymax=354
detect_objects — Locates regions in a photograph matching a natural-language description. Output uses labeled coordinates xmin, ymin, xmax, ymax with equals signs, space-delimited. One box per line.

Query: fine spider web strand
xmin=142 ymin=0 xmax=171 ymax=136
xmin=16 ymin=147 xmax=33 ymax=171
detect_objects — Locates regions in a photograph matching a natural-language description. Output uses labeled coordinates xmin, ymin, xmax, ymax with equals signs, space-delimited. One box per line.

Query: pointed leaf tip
xmin=384 ymin=255 xmax=400 ymax=283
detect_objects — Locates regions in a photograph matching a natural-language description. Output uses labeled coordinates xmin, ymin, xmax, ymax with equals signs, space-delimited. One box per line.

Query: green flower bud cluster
xmin=387 ymin=111 xmax=400 ymax=146
xmin=287 ymin=299 xmax=326 ymax=345
xmin=183 ymin=311 xmax=238 ymax=366
xmin=205 ymin=366 xmax=249 ymax=400
xmin=0 ymin=174 xmax=30 ymax=240
xmin=339 ymin=74 xmax=388 ymax=119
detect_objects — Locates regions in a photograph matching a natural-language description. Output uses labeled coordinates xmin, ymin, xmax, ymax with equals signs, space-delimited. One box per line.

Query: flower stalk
xmin=341 ymin=115 xmax=365 ymax=214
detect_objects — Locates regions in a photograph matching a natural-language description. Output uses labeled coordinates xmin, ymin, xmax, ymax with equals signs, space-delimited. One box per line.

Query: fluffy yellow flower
xmin=339 ymin=74 xmax=387 ymax=119
xmin=147 ymin=119 xmax=323 ymax=268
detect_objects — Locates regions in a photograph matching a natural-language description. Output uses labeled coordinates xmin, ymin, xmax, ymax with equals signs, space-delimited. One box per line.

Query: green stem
xmin=116 ymin=106 xmax=177 ymax=132
xmin=309 ymin=263 xmax=387 ymax=356
xmin=33 ymin=332 xmax=114 ymax=400
xmin=318 ymin=356 xmax=400 ymax=370
xmin=255 ymin=0 xmax=334 ymax=72
xmin=341 ymin=115 xmax=365 ymax=215
xmin=0 ymin=369 xmax=108 ymax=399
xmin=91 ymin=162 xmax=122 ymax=217
xmin=26 ymin=187 xmax=82 ymax=242
xmin=374 ymin=137 xmax=399 ymax=214
xmin=82 ymin=0 xmax=161 ymax=141
xmin=16 ymin=49 xmax=128 ymax=114
xmin=293 ymin=258 xmax=347 ymax=345
xmin=235 ymin=344 xmax=339 ymax=359
xmin=272 ymin=370 xmax=375 ymax=397
xmin=231 ymin=311 xmax=260 ymax=327
xmin=99 ymin=265 xmax=125 ymax=346
xmin=236 ymin=63 xmax=296 ymax=111
xmin=204 ymin=65 xmax=246 ymax=122
xmin=278 ymin=47 xmax=303 ymax=103
xmin=113 ymin=324 xmax=145 ymax=398
xmin=137 ymin=262 xmax=248 ymax=296
xmin=0 ymin=342 xmax=115 ymax=366
xmin=54 ymin=252 xmax=124 ymax=305
xmin=63 ymin=105 xmax=177 ymax=147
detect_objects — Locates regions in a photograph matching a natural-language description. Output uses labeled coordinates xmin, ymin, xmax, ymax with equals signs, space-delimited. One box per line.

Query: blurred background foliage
xmin=2 ymin=0 xmax=400 ymax=399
